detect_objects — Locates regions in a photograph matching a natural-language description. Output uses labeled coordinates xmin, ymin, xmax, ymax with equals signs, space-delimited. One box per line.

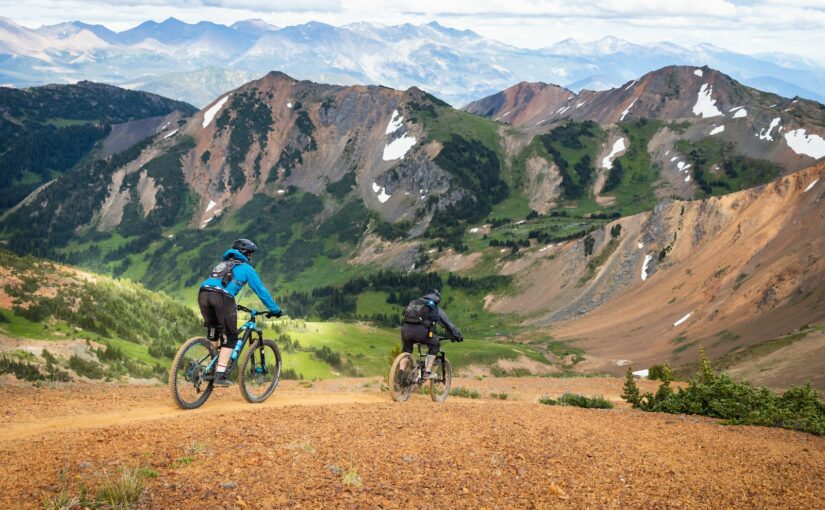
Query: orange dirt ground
xmin=2 ymin=378 xmax=823 ymax=509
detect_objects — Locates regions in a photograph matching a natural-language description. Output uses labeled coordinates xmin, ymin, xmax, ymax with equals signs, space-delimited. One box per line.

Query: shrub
xmin=540 ymin=393 xmax=614 ymax=409
xmin=621 ymin=367 xmax=641 ymax=408
xmin=68 ymin=355 xmax=106 ymax=380
xmin=449 ymin=387 xmax=480 ymax=399
xmin=490 ymin=392 xmax=509 ymax=400
xmin=647 ymin=363 xmax=671 ymax=381
xmin=388 ymin=344 xmax=402 ymax=366
xmin=281 ymin=367 xmax=303 ymax=380
xmin=626 ymin=348 xmax=825 ymax=435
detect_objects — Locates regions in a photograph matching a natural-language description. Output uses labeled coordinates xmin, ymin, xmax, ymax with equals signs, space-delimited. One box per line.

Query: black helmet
xmin=425 ymin=288 xmax=441 ymax=304
xmin=233 ymin=238 xmax=257 ymax=257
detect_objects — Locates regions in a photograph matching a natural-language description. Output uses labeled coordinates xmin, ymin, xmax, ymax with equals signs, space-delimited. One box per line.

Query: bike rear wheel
xmin=430 ymin=358 xmax=452 ymax=402
xmin=239 ymin=339 xmax=282 ymax=403
xmin=389 ymin=352 xmax=416 ymax=402
xmin=169 ymin=337 xmax=216 ymax=410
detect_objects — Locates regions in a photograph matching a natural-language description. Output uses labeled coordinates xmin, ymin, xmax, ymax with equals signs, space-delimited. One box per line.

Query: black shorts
xmin=197 ymin=289 xmax=238 ymax=347
xmin=400 ymin=323 xmax=439 ymax=355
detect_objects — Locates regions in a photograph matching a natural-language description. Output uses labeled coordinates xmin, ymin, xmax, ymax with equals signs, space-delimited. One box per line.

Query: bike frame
xmin=202 ymin=307 xmax=265 ymax=376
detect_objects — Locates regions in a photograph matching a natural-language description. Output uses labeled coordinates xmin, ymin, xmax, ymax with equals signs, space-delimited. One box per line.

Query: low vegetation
xmin=539 ymin=393 xmax=614 ymax=409
xmin=449 ymin=386 xmax=481 ymax=399
xmin=676 ymin=138 xmax=780 ymax=197
xmin=622 ymin=350 xmax=825 ymax=435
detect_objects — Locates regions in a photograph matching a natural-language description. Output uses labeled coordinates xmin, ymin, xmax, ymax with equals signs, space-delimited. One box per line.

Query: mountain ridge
xmin=2 ymin=16 xmax=825 ymax=107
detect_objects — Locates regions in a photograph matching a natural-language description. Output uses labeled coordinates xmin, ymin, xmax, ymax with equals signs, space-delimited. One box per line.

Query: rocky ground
xmin=2 ymin=377 xmax=824 ymax=509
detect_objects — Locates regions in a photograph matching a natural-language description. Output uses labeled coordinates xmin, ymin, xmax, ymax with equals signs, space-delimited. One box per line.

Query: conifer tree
xmin=621 ymin=366 xmax=641 ymax=408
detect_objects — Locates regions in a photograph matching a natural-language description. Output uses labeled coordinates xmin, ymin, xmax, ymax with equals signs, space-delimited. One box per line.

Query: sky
xmin=4 ymin=0 xmax=825 ymax=64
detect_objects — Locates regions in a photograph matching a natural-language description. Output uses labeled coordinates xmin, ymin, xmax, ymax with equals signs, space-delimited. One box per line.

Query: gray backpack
xmin=209 ymin=259 xmax=245 ymax=287
xmin=403 ymin=298 xmax=438 ymax=327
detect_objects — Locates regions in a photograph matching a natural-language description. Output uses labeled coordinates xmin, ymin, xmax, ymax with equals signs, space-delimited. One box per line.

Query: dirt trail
xmin=3 ymin=378 xmax=824 ymax=509
xmin=0 ymin=391 xmax=385 ymax=442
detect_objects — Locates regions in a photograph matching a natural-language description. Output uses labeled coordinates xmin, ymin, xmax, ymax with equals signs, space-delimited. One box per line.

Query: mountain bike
xmin=388 ymin=335 xmax=457 ymax=403
xmin=169 ymin=304 xmax=282 ymax=409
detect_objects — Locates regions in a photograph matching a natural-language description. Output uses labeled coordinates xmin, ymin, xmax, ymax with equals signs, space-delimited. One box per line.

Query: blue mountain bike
xmin=169 ymin=304 xmax=282 ymax=409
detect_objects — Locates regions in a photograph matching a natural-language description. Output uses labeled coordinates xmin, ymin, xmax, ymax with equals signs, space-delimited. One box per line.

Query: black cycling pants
xmin=401 ymin=323 xmax=439 ymax=355
xmin=198 ymin=289 xmax=238 ymax=348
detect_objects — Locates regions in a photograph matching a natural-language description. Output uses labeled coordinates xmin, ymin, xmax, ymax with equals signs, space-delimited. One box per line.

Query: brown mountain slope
xmin=489 ymin=163 xmax=825 ymax=381
xmin=462 ymin=81 xmax=575 ymax=128
xmin=465 ymin=65 xmax=825 ymax=173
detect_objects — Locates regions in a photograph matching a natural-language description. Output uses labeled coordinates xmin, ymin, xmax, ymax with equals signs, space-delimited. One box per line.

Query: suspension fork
xmin=255 ymin=330 xmax=267 ymax=374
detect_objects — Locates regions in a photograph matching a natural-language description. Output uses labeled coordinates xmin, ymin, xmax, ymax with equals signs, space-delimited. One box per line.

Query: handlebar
xmin=236 ymin=304 xmax=280 ymax=319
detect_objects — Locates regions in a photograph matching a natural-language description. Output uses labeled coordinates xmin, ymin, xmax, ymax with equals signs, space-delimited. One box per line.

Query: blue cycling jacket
xmin=200 ymin=249 xmax=282 ymax=314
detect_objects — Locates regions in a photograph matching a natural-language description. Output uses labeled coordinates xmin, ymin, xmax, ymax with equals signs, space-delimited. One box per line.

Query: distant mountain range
xmin=2 ymin=16 xmax=825 ymax=107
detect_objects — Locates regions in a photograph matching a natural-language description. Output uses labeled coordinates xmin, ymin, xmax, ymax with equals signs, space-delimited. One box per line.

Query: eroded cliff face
xmin=487 ymin=163 xmax=825 ymax=376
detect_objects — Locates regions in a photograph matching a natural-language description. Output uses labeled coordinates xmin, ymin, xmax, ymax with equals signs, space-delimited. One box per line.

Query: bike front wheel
xmin=389 ymin=352 xmax=416 ymax=402
xmin=430 ymin=358 xmax=452 ymax=403
xmin=239 ymin=339 xmax=282 ymax=403
xmin=169 ymin=337 xmax=216 ymax=410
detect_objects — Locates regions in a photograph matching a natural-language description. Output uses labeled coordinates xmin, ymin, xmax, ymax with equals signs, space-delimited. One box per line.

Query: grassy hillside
xmin=0 ymin=253 xmax=555 ymax=383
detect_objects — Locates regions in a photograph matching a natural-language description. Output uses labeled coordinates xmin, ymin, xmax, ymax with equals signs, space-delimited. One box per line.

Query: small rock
xmin=78 ymin=461 xmax=92 ymax=470
xmin=222 ymin=481 xmax=236 ymax=489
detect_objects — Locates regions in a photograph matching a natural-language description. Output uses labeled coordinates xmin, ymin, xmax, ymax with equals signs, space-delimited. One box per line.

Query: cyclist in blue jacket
xmin=198 ymin=239 xmax=283 ymax=386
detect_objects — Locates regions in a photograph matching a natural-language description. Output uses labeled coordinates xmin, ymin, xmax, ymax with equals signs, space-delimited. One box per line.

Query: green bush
xmin=625 ymin=348 xmax=825 ymax=435
xmin=449 ymin=387 xmax=480 ymax=399
xmin=540 ymin=393 xmax=614 ymax=409
xmin=68 ymin=355 xmax=106 ymax=380
xmin=647 ymin=363 xmax=672 ymax=381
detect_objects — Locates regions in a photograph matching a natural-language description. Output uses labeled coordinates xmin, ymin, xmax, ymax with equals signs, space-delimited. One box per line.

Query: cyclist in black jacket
xmin=400 ymin=289 xmax=463 ymax=379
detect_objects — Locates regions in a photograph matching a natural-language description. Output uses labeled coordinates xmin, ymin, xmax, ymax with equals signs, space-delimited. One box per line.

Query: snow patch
xmin=633 ymin=369 xmax=649 ymax=378
xmin=804 ymin=179 xmax=819 ymax=192
xmin=784 ymin=129 xmax=825 ymax=159
xmin=673 ymin=312 xmax=693 ymax=327
xmin=539 ymin=244 xmax=554 ymax=252
xmin=469 ymin=227 xmax=479 ymax=234
xmin=758 ymin=117 xmax=781 ymax=141
xmin=641 ymin=254 xmax=653 ymax=281
xmin=619 ymin=97 xmax=638 ymax=121
xmin=205 ymin=200 xmax=217 ymax=213
xmin=670 ymin=156 xmax=679 ymax=162
xmin=637 ymin=241 xmax=644 ymax=249
xmin=685 ymin=175 xmax=691 ymax=182
xmin=692 ymin=83 xmax=723 ymax=118
xmin=287 ymin=102 xmax=293 ymax=108
xmin=694 ymin=69 xmax=703 ymax=77
xmin=709 ymin=125 xmax=725 ymax=136
xmin=202 ymin=95 xmax=229 ymax=128
xmin=601 ymin=137 xmax=627 ymax=169
xmin=277 ymin=189 xmax=286 ymax=195
xmin=371 ymin=182 xmax=392 ymax=203
xmin=575 ymin=101 xmax=586 ymax=109
xmin=385 ymin=109 xmax=404 ymax=134
xmin=382 ymin=133 xmax=416 ymax=161
xmin=676 ymin=161 xmax=692 ymax=172
xmin=163 ymin=129 xmax=178 ymax=139
xmin=624 ymin=80 xmax=637 ymax=91
xmin=733 ymin=108 xmax=747 ymax=119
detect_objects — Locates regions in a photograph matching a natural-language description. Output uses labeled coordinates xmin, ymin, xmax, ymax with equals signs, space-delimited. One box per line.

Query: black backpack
xmin=209 ymin=259 xmax=245 ymax=288
xmin=403 ymin=298 xmax=438 ymax=327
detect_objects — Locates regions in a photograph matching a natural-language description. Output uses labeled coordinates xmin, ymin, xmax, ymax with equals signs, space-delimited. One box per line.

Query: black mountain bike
xmin=169 ymin=304 xmax=282 ymax=409
xmin=388 ymin=335 xmax=457 ymax=403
